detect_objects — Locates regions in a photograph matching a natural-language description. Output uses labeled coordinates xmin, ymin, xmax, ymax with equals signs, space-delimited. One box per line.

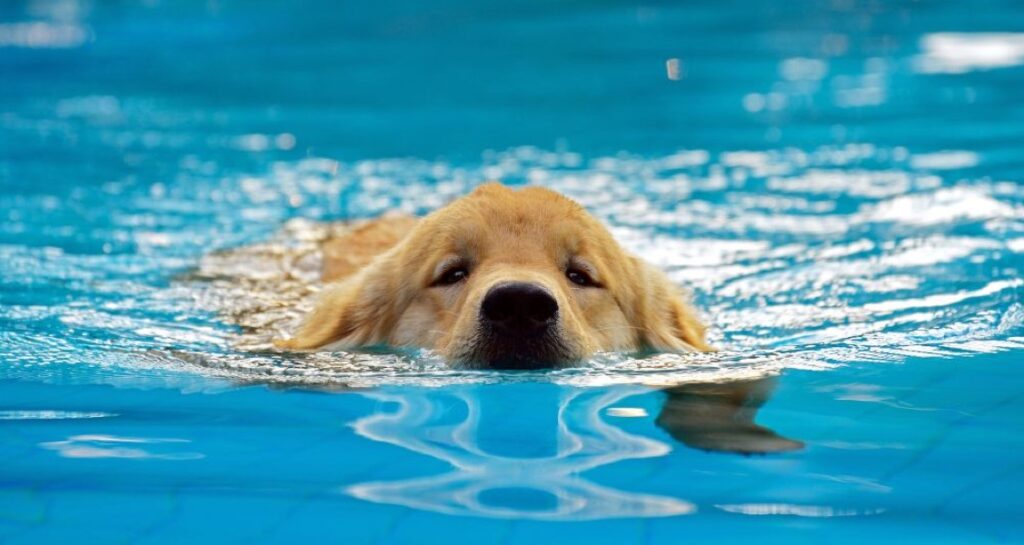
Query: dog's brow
xmin=570 ymin=256 xmax=599 ymax=279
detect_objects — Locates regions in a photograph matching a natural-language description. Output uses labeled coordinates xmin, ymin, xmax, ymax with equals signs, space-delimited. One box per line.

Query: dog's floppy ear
xmin=630 ymin=257 xmax=714 ymax=353
xmin=275 ymin=255 xmax=403 ymax=351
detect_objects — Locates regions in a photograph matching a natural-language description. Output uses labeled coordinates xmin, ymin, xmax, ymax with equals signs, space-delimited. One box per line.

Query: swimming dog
xmin=276 ymin=182 xmax=712 ymax=368
xmin=191 ymin=182 xmax=801 ymax=454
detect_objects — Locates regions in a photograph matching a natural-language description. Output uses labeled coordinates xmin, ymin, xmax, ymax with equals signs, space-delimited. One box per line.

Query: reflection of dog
xmin=656 ymin=378 xmax=803 ymax=455
xmin=277 ymin=183 xmax=711 ymax=368
xmin=347 ymin=385 xmax=693 ymax=520
xmin=346 ymin=377 xmax=800 ymax=520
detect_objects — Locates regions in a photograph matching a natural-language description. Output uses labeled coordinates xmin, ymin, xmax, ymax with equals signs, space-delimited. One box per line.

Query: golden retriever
xmin=275 ymin=182 xmax=712 ymax=368
xmin=189 ymin=186 xmax=803 ymax=453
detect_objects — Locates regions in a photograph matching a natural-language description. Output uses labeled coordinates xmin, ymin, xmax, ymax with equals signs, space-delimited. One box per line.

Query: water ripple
xmin=1 ymin=145 xmax=1021 ymax=388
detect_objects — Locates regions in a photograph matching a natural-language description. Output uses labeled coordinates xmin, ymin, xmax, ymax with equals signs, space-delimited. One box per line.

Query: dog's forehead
xmin=438 ymin=186 xmax=593 ymax=250
xmin=467 ymin=184 xmax=582 ymax=216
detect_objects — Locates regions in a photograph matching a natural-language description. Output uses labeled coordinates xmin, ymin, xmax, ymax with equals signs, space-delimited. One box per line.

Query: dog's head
xmin=278 ymin=183 xmax=711 ymax=368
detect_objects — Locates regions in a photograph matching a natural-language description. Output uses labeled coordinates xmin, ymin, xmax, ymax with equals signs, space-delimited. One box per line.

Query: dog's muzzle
xmin=476 ymin=282 xmax=567 ymax=369
xmin=481 ymin=282 xmax=558 ymax=336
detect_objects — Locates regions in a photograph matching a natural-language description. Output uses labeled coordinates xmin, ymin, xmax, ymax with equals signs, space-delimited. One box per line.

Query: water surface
xmin=2 ymin=0 xmax=1024 ymax=543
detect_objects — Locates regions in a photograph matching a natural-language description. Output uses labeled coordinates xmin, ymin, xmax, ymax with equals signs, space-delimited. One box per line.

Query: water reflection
xmin=657 ymin=379 xmax=803 ymax=455
xmin=346 ymin=378 xmax=800 ymax=520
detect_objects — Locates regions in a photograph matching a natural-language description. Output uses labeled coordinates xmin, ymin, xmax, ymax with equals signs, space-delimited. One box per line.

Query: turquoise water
xmin=2 ymin=0 xmax=1024 ymax=543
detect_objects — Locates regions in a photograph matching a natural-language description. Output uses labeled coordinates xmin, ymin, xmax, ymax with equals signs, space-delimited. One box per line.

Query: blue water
xmin=2 ymin=0 xmax=1024 ymax=543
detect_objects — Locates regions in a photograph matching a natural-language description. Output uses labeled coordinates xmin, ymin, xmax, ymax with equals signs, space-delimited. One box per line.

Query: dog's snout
xmin=481 ymin=282 xmax=558 ymax=335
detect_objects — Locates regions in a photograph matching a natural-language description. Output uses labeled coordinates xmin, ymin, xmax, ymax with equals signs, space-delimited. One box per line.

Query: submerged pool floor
xmin=2 ymin=0 xmax=1024 ymax=543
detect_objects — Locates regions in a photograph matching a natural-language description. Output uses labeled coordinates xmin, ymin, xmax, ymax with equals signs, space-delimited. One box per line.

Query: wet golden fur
xmin=276 ymin=182 xmax=712 ymax=365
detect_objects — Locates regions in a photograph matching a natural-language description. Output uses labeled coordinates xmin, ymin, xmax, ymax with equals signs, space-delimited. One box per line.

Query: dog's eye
xmin=434 ymin=267 xmax=469 ymax=286
xmin=566 ymin=268 xmax=595 ymax=287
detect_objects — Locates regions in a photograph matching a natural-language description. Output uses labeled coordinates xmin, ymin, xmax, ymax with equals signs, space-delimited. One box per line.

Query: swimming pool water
xmin=2 ymin=0 xmax=1024 ymax=543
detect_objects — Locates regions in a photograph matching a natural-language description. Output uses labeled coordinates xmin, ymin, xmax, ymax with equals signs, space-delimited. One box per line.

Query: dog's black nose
xmin=481 ymin=283 xmax=558 ymax=336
